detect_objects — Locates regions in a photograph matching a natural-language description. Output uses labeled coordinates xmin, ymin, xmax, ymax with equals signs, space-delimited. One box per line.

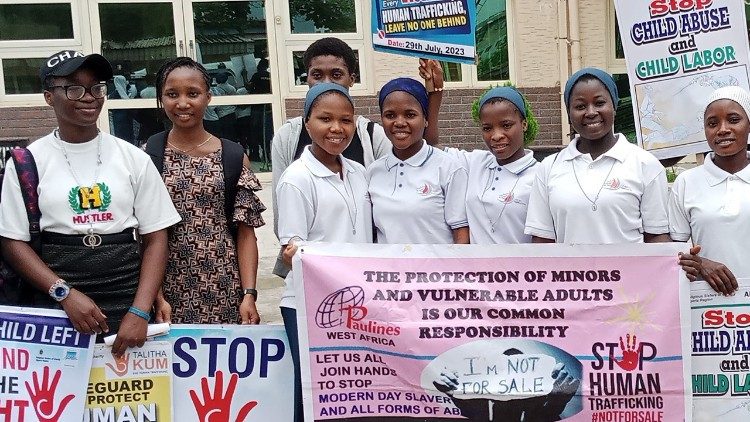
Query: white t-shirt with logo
xmin=446 ymin=148 xmax=539 ymax=244
xmin=276 ymin=146 xmax=372 ymax=309
xmin=0 ymin=131 xmax=181 ymax=241
xmin=525 ymin=134 xmax=668 ymax=244
xmin=367 ymin=142 xmax=469 ymax=244
xmin=669 ymin=154 xmax=750 ymax=278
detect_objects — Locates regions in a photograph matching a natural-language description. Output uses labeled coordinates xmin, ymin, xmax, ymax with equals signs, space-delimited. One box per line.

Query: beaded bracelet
xmin=128 ymin=306 xmax=150 ymax=321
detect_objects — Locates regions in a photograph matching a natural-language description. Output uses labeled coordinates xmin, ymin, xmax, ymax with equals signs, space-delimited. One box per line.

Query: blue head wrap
xmin=303 ymin=82 xmax=353 ymax=120
xmin=564 ymin=67 xmax=619 ymax=110
xmin=378 ymin=78 xmax=429 ymax=117
xmin=478 ymin=87 xmax=526 ymax=118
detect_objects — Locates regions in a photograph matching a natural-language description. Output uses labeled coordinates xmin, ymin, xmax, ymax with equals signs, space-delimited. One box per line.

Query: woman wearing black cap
xmin=0 ymin=50 xmax=180 ymax=356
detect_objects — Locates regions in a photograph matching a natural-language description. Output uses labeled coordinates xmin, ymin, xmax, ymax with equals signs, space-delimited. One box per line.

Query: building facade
xmin=2 ymin=1 xmax=739 ymax=164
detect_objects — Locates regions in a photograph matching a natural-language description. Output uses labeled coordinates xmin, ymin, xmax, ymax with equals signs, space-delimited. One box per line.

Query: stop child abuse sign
xmin=295 ymin=243 xmax=692 ymax=421
xmin=613 ymin=0 xmax=750 ymax=159
xmin=691 ymin=279 xmax=750 ymax=421
xmin=371 ymin=0 xmax=477 ymax=64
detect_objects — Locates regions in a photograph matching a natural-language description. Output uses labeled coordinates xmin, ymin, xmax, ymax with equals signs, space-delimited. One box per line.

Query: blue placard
xmin=371 ymin=0 xmax=477 ymax=64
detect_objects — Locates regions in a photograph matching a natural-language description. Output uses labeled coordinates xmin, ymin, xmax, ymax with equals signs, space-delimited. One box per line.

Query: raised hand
xmin=614 ymin=334 xmax=640 ymax=371
xmin=418 ymin=58 xmax=444 ymax=93
xmin=189 ymin=370 xmax=258 ymax=422
xmin=24 ymin=366 xmax=75 ymax=422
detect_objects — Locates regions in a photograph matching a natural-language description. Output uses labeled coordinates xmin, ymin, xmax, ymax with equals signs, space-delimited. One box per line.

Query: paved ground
xmin=252 ymin=171 xmax=285 ymax=325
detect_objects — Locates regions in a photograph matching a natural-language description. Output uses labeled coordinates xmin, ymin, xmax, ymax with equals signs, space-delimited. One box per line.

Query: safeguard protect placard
xmin=691 ymin=279 xmax=750 ymax=421
xmin=85 ymin=341 xmax=172 ymax=422
xmin=295 ymin=243 xmax=692 ymax=421
xmin=371 ymin=0 xmax=477 ymax=64
xmin=0 ymin=305 xmax=95 ymax=422
xmin=613 ymin=0 xmax=750 ymax=159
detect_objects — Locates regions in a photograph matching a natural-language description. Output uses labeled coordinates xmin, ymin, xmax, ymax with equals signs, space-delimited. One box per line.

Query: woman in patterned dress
xmin=147 ymin=57 xmax=266 ymax=324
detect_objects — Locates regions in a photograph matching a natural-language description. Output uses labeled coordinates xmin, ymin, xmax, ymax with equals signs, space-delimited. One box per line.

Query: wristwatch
xmin=48 ymin=279 xmax=71 ymax=302
xmin=242 ymin=288 xmax=258 ymax=300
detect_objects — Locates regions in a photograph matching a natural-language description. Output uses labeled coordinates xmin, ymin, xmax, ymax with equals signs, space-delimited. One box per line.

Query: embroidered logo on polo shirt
xmin=604 ymin=178 xmax=630 ymax=191
xmin=500 ymin=192 xmax=514 ymax=203
xmin=417 ymin=183 xmax=433 ymax=196
xmin=69 ymin=183 xmax=115 ymax=225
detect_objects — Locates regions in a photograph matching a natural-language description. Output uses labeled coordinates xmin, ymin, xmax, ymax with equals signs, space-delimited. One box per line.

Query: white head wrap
xmin=706 ymin=85 xmax=750 ymax=119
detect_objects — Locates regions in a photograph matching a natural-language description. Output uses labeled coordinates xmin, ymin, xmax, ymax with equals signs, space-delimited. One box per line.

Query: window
xmin=0 ymin=2 xmax=81 ymax=99
xmin=280 ymin=0 xmax=369 ymax=94
xmin=476 ymin=0 xmax=509 ymax=81
xmin=608 ymin=5 xmax=626 ymax=73
xmin=288 ymin=0 xmax=357 ymax=34
xmin=614 ymin=17 xmax=624 ymax=60
xmin=98 ymin=2 xmax=176 ymax=81
xmin=2 ymin=57 xmax=45 ymax=94
xmin=613 ymin=73 xmax=636 ymax=143
xmin=436 ymin=0 xmax=511 ymax=86
xmin=0 ymin=3 xmax=74 ymax=41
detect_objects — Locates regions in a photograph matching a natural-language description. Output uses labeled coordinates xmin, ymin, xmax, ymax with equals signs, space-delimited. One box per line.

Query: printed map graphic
xmin=634 ymin=66 xmax=749 ymax=152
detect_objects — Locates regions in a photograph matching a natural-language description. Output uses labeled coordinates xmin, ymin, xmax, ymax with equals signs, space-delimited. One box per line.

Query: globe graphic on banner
xmin=316 ymin=286 xmax=365 ymax=329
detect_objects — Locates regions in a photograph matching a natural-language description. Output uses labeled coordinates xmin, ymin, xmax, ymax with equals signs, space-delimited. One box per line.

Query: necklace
xmin=324 ymin=173 xmax=359 ymax=235
xmin=571 ymin=158 xmax=616 ymax=211
xmin=55 ymin=129 xmax=104 ymax=248
xmin=167 ymin=133 xmax=213 ymax=154
xmin=481 ymin=177 xmax=520 ymax=233
xmin=479 ymin=162 xmax=534 ymax=234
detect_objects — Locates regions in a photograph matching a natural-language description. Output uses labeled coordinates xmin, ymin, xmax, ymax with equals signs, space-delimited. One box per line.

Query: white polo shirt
xmin=669 ymin=153 xmax=750 ymax=278
xmin=525 ymin=134 xmax=668 ymax=244
xmin=446 ymin=148 xmax=538 ymax=244
xmin=276 ymin=146 xmax=371 ymax=309
xmin=367 ymin=142 xmax=468 ymax=244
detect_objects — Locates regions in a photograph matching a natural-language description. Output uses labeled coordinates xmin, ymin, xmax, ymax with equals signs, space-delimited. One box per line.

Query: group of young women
xmin=1 ymin=38 xmax=748 ymax=421
xmin=272 ymin=53 xmax=749 ymax=421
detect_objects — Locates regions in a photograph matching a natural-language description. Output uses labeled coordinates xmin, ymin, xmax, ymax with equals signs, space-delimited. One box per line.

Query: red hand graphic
xmin=105 ymin=353 xmax=129 ymax=377
xmin=24 ymin=366 xmax=75 ymax=422
xmin=614 ymin=334 xmax=640 ymax=371
xmin=189 ymin=370 xmax=258 ymax=422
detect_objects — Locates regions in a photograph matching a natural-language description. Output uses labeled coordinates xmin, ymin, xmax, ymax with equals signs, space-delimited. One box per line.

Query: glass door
xmin=181 ymin=0 xmax=279 ymax=167
xmin=89 ymin=0 xmax=182 ymax=146
xmin=90 ymin=0 xmax=280 ymax=169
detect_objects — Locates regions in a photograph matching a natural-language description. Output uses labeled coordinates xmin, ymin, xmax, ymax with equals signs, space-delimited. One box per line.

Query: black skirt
xmin=33 ymin=230 xmax=141 ymax=335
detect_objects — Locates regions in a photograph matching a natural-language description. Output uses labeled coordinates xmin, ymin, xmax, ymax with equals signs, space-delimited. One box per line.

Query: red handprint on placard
xmin=189 ymin=370 xmax=258 ymax=422
xmin=614 ymin=333 xmax=640 ymax=371
xmin=105 ymin=352 xmax=129 ymax=377
xmin=24 ymin=366 xmax=75 ymax=422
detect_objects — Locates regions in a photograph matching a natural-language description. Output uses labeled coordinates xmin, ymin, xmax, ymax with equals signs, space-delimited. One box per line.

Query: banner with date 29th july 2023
xmin=371 ymin=0 xmax=476 ymax=64
xmin=295 ymin=243 xmax=692 ymax=422
xmin=613 ymin=0 xmax=750 ymax=159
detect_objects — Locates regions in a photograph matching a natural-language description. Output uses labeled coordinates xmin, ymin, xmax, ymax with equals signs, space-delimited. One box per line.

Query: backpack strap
xmin=144 ymin=131 xmax=245 ymax=236
xmin=367 ymin=121 xmax=375 ymax=142
xmin=144 ymin=131 xmax=168 ymax=174
xmin=10 ymin=148 xmax=41 ymax=251
xmin=362 ymin=120 xmax=377 ymax=158
xmin=221 ymin=138 xmax=245 ymax=229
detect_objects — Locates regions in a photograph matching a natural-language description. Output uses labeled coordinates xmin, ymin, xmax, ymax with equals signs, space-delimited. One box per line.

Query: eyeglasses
xmin=47 ymin=83 xmax=108 ymax=101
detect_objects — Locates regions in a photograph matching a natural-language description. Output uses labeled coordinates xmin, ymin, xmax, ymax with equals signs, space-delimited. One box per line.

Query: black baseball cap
xmin=39 ymin=50 xmax=113 ymax=84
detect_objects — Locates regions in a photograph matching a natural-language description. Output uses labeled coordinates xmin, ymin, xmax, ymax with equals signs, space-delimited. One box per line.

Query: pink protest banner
xmin=294 ymin=243 xmax=692 ymax=421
